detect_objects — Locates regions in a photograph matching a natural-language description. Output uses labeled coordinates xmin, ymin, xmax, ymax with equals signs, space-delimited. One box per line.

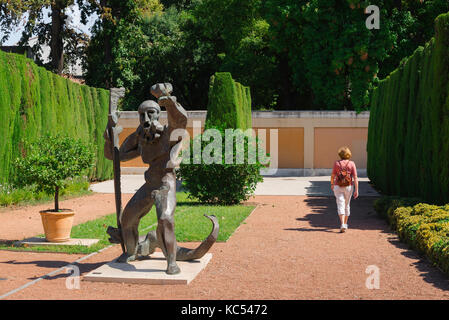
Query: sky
xmin=1 ymin=3 xmax=97 ymax=46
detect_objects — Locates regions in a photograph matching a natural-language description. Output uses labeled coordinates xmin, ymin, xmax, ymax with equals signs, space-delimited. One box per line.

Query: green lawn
xmin=0 ymin=192 xmax=255 ymax=254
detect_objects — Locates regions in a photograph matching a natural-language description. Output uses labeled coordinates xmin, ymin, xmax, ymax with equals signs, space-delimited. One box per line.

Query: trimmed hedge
xmin=179 ymin=72 xmax=263 ymax=204
xmin=0 ymin=50 xmax=112 ymax=184
xmin=374 ymin=197 xmax=449 ymax=276
xmin=205 ymin=72 xmax=252 ymax=130
xmin=177 ymin=132 xmax=264 ymax=205
xmin=367 ymin=12 xmax=449 ymax=205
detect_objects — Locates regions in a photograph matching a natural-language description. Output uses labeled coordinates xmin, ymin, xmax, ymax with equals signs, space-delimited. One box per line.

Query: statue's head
xmin=138 ymin=100 xmax=161 ymax=129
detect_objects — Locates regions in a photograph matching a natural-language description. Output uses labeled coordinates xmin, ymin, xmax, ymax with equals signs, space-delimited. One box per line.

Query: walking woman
xmin=330 ymin=146 xmax=359 ymax=233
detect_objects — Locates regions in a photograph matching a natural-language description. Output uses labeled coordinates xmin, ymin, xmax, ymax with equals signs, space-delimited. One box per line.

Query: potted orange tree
xmin=15 ymin=135 xmax=94 ymax=242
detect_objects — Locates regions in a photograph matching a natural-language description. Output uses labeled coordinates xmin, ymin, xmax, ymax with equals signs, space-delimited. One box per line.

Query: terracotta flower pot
xmin=39 ymin=209 xmax=75 ymax=242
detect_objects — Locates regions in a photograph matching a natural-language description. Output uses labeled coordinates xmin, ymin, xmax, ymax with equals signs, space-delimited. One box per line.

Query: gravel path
xmin=0 ymin=193 xmax=133 ymax=240
xmin=0 ymin=195 xmax=448 ymax=299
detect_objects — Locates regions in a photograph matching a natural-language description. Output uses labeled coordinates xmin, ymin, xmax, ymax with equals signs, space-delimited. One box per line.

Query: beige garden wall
xmin=116 ymin=110 xmax=369 ymax=176
xmin=314 ymin=127 xmax=368 ymax=169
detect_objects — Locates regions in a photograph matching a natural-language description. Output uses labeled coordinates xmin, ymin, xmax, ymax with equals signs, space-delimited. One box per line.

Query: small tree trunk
xmin=55 ymin=186 xmax=59 ymax=212
xmin=51 ymin=3 xmax=65 ymax=74
xmin=103 ymin=33 xmax=113 ymax=88
xmin=100 ymin=0 xmax=113 ymax=88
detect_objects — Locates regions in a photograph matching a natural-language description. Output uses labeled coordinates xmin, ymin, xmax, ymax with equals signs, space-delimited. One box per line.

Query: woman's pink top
xmin=332 ymin=160 xmax=357 ymax=185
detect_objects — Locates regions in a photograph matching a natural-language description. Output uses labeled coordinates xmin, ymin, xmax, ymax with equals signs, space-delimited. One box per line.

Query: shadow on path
xmin=387 ymin=238 xmax=449 ymax=292
xmin=285 ymin=196 xmax=382 ymax=233
xmin=0 ymin=240 xmax=17 ymax=246
xmin=0 ymin=259 xmax=109 ymax=280
xmin=287 ymin=195 xmax=449 ymax=292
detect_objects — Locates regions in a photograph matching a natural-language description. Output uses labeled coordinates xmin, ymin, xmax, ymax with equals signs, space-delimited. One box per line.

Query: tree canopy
xmin=0 ymin=0 xmax=89 ymax=74
xmin=1 ymin=0 xmax=448 ymax=110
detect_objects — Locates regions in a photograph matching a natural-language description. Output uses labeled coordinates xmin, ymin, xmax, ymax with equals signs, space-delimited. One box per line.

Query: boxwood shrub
xmin=375 ymin=197 xmax=449 ymax=275
xmin=178 ymin=72 xmax=264 ymax=205
xmin=178 ymin=129 xmax=263 ymax=205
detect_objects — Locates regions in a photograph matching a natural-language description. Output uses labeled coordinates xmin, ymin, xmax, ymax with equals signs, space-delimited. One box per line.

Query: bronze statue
xmin=104 ymin=83 xmax=218 ymax=275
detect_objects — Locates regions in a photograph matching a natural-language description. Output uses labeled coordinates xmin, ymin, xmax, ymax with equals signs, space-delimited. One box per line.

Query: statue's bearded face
xmin=138 ymin=100 xmax=161 ymax=129
xmin=138 ymin=100 xmax=163 ymax=141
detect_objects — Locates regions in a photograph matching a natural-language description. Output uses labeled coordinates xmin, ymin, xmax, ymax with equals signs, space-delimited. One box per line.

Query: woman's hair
xmin=338 ymin=146 xmax=352 ymax=160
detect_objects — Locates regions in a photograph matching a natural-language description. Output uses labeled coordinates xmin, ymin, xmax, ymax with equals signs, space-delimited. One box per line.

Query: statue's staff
xmin=107 ymin=87 xmax=126 ymax=254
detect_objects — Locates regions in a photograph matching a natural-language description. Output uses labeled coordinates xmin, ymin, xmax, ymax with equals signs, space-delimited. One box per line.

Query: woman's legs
xmin=338 ymin=214 xmax=345 ymax=224
xmin=334 ymin=186 xmax=346 ymax=230
xmin=334 ymin=185 xmax=353 ymax=231
xmin=343 ymin=185 xmax=353 ymax=226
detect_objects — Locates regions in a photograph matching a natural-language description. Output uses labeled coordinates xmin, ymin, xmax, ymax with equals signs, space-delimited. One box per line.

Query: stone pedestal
xmin=84 ymin=252 xmax=212 ymax=285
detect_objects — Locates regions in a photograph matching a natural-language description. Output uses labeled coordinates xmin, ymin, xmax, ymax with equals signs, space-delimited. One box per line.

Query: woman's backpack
xmin=335 ymin=160 xmax=352 ymax=187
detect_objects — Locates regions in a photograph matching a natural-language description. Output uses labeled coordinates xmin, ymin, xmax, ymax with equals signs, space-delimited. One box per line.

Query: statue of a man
xmin=104 ymin=83 xmax=187 ymax=274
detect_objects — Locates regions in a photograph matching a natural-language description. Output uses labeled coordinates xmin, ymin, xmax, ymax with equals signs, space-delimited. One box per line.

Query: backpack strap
xmin=338 ymin=160 xmax=351 ymax=174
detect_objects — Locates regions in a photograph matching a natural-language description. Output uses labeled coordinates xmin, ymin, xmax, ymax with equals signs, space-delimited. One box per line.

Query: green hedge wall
xmin=367 ymin=12 xmax=449 ymax=205
xmin=0 ymin=50 xmax=112 ymax=184
xmin=205 ymin=72 xmax=252 ymax=130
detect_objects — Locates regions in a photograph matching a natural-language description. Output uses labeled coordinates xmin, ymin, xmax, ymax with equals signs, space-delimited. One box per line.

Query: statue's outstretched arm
xmin=118 ymin=130 xmax=140 ymax=161
xmin=104 ymin=128 xmax=140 ymax=161
xmin=158 ymin=95 xmax=187 ymax=132
xmin=150 ymin=83 xmax=187 ymax=132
